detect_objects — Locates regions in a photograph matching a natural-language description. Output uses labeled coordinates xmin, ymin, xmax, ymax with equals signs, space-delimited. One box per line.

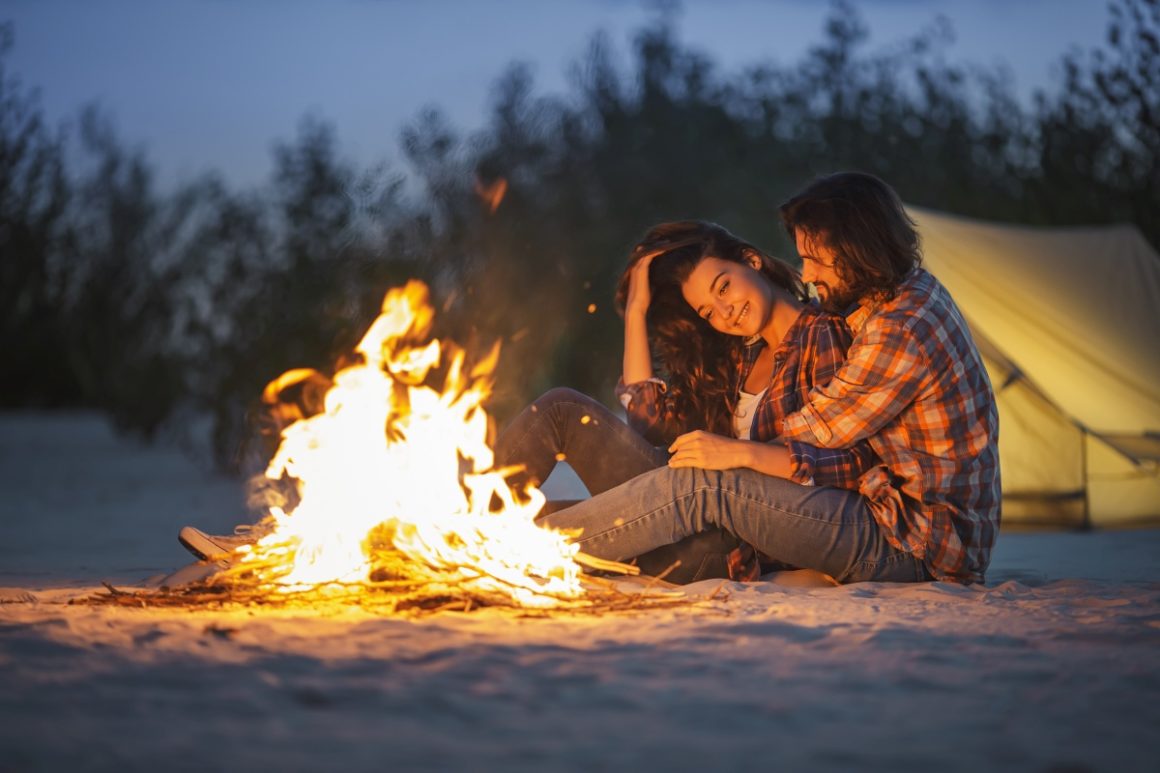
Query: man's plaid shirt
xmin=618 ymin=304 xmax=878 ymax=489
xmin=782 ymin=268 xmax=1001 ymax=583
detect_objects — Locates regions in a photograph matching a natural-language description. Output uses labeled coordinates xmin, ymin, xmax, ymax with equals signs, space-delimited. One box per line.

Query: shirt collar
xmin=843 ymin=267 xmax=922 ymax=332
xmin=844 ymin=302 xmax=873 ymax=333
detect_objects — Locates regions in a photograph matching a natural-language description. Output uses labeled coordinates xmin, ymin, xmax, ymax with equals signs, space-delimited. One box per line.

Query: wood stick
xmin=644 ymin=560 xmax=682 ymax=589
xmin=574 ymin=551 xmax=640 ymax=575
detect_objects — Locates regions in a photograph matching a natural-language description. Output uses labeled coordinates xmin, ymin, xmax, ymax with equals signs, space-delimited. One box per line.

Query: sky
xmin=0 ymin=0 xmax=1110 ymax=191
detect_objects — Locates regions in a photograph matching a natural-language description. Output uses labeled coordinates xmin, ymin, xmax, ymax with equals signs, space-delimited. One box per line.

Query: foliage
xmin=0 ymin=22 xmax=73 ymax=407
xmin=0 ymin=1 xmax=1155 ymax=471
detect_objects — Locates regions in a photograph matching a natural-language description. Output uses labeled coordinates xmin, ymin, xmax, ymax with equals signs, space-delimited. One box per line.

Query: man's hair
xmin=779 ymin=172 xmax=921 ymax=303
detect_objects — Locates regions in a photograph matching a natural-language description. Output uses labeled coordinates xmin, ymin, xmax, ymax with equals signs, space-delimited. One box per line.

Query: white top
xmin=734 ymin=387 xmax=768 ymax=440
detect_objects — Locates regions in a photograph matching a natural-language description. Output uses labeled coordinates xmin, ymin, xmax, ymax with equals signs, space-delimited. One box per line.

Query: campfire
xmin=92 ymin=281 xmax=711 ymax=616
xmin=220 ymin=281 xmax=588 ymax=607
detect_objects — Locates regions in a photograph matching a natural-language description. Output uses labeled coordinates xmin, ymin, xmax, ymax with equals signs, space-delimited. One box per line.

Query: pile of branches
xmin=83 ymin=551 xmax=726 ymax=619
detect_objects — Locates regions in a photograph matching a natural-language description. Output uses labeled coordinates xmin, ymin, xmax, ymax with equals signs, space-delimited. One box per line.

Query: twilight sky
xmin=1 ymin=0 xmax=1108 ymax=190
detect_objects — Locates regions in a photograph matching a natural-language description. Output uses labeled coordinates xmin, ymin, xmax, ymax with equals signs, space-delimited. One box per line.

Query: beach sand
xmin=2 ymin=413 xmax=1157 ymax=771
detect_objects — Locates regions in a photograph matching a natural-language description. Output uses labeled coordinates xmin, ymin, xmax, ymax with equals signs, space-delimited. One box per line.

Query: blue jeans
xmin=494 ymin=387 xmax=668 ymax=496
xmin=497 ymin=388 xmax=929 ymax=584
xmin=495 ymin=387 xmax=749 ymax=582
xmin=539 ymin=464 xmax=930 ymax=583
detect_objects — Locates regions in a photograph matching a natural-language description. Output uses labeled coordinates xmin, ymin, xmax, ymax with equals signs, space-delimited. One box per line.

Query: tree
xmin=1032 ymin=0 xmax=1159 ymax=244
xmin=0 ymin=22 xmax=74 ymax=407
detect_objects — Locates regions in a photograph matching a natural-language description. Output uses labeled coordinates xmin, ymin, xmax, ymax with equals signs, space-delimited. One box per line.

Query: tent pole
xmin=1081 ymin=432 xmax=1092 ymax=531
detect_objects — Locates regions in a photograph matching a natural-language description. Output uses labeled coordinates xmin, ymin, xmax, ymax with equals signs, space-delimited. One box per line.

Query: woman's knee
xmin=531 ymin=388 xmax=610 ymax=425
xmin=534 ymin=387 xmax=594 ymax=411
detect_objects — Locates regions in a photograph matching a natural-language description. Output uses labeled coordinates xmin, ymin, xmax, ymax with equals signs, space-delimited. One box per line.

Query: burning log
xmin=82 ymin=565 xmax=712 ymax=620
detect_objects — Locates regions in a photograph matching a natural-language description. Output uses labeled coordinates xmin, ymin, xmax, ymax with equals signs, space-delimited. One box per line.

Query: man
xmin=535 ymin=171 xmax=1000 ymax=584
xmin=778 ymin=172 xmax=1001 ymax=582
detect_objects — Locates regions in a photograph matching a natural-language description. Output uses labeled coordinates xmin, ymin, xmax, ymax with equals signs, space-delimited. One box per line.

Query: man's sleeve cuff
xmin=783 ymin=402 xmax=833 ymax=445
xmin=785 ymin=439 xmax=817 ymax=487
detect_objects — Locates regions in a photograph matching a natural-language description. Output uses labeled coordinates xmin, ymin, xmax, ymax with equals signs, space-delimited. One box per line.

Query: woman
xmin=495 ymin=221 xmax=879 ymax=583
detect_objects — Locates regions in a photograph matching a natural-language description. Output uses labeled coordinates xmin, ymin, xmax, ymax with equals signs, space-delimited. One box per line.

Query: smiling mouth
xmin=734 ymin=302 xmax=749 ymax=328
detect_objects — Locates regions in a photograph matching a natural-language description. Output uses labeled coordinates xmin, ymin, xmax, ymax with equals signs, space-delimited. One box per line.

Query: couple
xmin=493 ymin=171 xmax=1000 ymax=585
xmin=182 ymin=172 xmax=1000 ymax=585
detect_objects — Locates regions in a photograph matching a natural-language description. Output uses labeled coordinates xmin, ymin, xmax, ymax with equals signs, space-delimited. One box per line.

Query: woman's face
xmin=680 ymin=256 xmax=774 ymax=338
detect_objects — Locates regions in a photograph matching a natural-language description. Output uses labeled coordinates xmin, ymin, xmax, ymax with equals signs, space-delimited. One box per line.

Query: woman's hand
xmin=624 ymin=251 xmax=659 ymax=319
xmin=668 ymin=431 xmax=793 ymax=477
xmin=667 ymin=430 xmax=749 ymax=470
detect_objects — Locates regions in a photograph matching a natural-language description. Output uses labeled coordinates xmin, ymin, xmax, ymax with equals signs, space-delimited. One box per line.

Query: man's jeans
xmin=496 ymin=388 xmax=929 ymax=584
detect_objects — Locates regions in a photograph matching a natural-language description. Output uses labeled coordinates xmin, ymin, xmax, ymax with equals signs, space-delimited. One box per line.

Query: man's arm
xmin=783 ymin=317 xmax=928 ymax=448
xmin=665 ymin=312 xmax=882 ymax=482
xmin=786 ymin=438 xmax=879 ymax=488
xmin=774 ymin=309 xmax=877 ymax=485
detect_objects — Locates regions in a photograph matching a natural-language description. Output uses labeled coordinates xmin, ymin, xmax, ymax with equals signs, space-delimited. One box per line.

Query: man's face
xmin=795 ymin=229 xmax=858 ymax=313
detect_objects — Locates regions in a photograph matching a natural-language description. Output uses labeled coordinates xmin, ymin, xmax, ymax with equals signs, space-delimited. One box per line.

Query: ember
xmin=223 ymin=281 xmax=586 ymax=607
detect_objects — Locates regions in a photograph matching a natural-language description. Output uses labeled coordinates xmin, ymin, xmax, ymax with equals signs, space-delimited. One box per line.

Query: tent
xmin=908 ymin=207 xmax=1160 ymax=528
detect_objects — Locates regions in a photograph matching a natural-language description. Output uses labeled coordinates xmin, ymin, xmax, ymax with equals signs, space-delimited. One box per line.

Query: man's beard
xmin=813 ymin=282 xmax=861 ymax=314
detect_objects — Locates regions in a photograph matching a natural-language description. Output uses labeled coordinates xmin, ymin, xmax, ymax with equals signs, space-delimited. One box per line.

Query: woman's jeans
xmin=495 ymin=388 xmax=929 ymax=584
xmin=495 ymin=387 xmax=669 ymax=498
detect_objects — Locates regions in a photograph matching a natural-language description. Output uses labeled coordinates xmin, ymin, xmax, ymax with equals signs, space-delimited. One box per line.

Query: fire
xmin=234 ymin=281 xmax=585 ymax=607
xmin=473 ymin=175 xmax=508 ymax=214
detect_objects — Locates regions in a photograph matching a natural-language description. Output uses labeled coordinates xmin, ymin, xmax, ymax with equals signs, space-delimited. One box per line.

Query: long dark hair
xmin=779 ymin=172 xmax=920 ymax=305
xmin=615 ymin=221 xmax=804 ymax=438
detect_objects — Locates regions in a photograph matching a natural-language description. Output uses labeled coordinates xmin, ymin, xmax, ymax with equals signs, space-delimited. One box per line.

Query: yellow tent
xmin=910 ymin=207 xmax=1160 ymax=527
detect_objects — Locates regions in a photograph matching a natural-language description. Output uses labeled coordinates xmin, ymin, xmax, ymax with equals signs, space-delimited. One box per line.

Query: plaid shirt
xmin=781 ymin=268 xmax=1001 ymax=583
xmin=618 ymin=304 xmax=878 ymax=489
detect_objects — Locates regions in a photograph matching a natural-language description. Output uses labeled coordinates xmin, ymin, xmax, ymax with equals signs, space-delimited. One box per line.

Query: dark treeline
xmin=2 ymin=1 xmax=1157 ymax=470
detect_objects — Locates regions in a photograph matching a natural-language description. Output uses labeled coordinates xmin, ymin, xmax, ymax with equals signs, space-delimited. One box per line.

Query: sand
xmin=2 ymin=413 xmax=1158 ymax=771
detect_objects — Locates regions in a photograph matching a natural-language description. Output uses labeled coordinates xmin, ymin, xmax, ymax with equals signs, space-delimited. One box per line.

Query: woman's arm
xmin=618 ymin=250 xmax=688 ymax=445
xmin=622 ymin=253 xmax=656 ymax=385
xmin=665 ymin=429 xmax=879 ymax=488
xmin=667 ymin=431 xmax=793 ymax=477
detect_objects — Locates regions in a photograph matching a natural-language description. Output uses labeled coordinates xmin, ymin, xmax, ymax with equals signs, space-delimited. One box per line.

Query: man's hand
xmin=668 ymin=430 xmax=749 ymax=470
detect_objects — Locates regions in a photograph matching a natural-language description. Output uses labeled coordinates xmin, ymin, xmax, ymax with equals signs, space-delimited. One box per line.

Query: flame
xmin=473 ymin=175 xmax=508 ymax=214
xmin=236 ymin=281 xmax=584 ymax=607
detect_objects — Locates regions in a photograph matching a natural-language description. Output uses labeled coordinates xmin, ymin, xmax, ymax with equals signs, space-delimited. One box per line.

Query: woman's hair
xmin=778 ymin=172 xmax=921 ymax=304
xmin=614 ymin=221 xmax=804 ymax=438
